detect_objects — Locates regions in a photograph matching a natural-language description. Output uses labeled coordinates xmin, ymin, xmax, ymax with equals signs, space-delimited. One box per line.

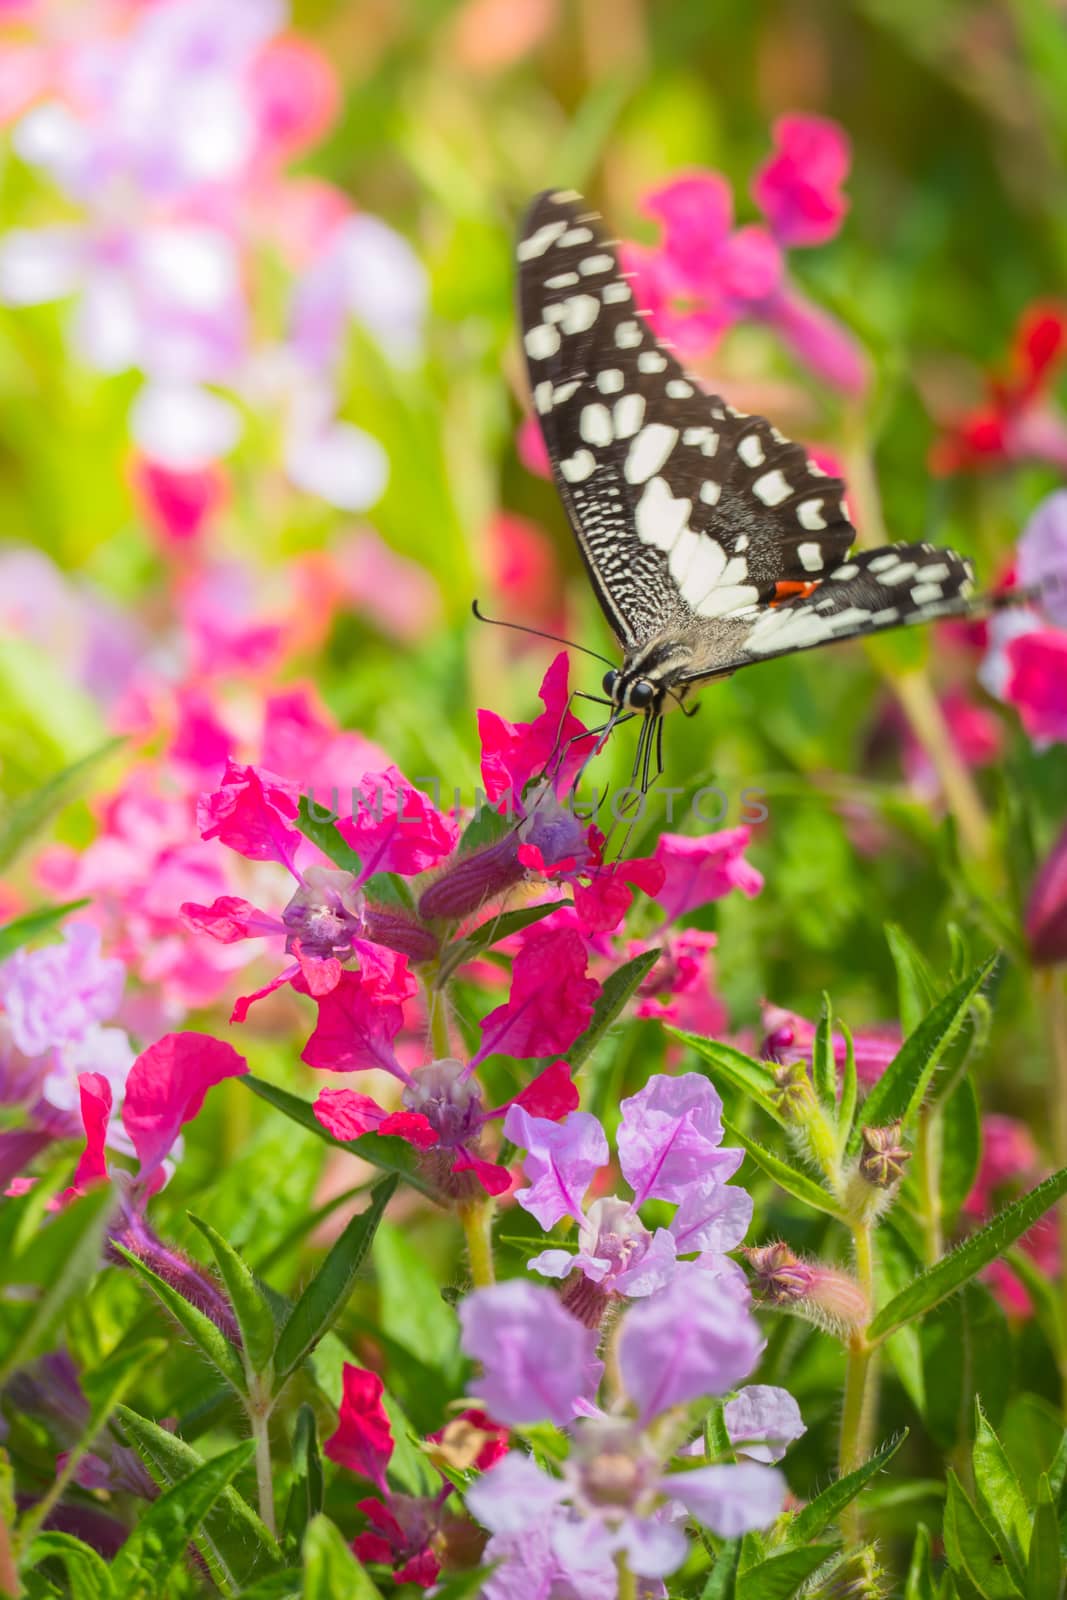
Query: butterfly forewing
xmin=518 ymin=189 xmax=856 ymax=648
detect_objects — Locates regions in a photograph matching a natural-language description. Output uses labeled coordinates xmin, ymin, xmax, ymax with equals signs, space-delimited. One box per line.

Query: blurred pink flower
xmin=652 ymin=829 xmax=763 ymax=923
xmin=479 ymin=651 xmax=598 ymax=805
xmin=978 ymin=495 xmax=1067 ymax=747
xmin=751 ymin=115 xmax=851 ymax=248
xmin=630 ymin=930 xmax=727 ymax=1035
xmin=930 ymin=304 xmax=1067 ymax=476
xmin=760 ymin=1001 xmax=900 ymax=1086
xmin=131 ymin=456 xmax=228 ymax=549
xmin=517 ymin=412 xmax=551 ymax=477
xmin=489 ymin=512 xmax=560 ymax=624
xmin=332 ymin=530 xmax=442 ymax=643
xmin=964 ymin=1113 xmax=1059 ymax=1316
xmin=1026 ymin=819 xmax=1067 ymax=967
xmin=247 ymin=34 xmax=340 ymax=167
xmin=897 ymin=688 xmax=1002 ymax=802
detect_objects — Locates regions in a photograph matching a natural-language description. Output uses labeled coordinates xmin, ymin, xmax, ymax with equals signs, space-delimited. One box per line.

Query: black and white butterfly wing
xmin=517 ymin=188 xmax=974 ymax=677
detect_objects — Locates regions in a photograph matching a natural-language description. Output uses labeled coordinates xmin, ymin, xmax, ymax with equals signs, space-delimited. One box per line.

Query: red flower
xmin=931 ymin=303 xmax=1067 ymax=474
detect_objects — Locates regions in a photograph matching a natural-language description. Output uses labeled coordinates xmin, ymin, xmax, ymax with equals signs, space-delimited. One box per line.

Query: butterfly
xmin=517 ymin=188 xmax=978 ymax=789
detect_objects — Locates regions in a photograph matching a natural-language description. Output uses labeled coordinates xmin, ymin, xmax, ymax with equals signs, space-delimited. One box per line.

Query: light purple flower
xmin=1018 ymin=489 xmax=1067 ymax=630
xmin=504 ymin=1076 xmax=752 ymax=1315
xmin=457 ymin=1281 xmax=603 ymax=1426
xmin=618 ymin=1073 xmax=742 ymax=1204
xmin=724 ymin=1385 xmax=806 ymax=1464
xmin=664 ymin=1461 xmax=786 ymax=1538
xmin=290 ymin=213 xmax=428 ymax=370
xmin=0 ymin=925 xmax=125 ymax=1058
xmin=618 ymin=1266 xmax=764 ymax=1422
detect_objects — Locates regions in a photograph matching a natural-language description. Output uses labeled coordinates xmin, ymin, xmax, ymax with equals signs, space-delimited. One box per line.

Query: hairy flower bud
xmin=744 ymin=1243 xmax=868 ymax=1336
xmin=858 ymin=1123 xmax=910 ymax=1190
xmin=111 ymin=1213 xmax=240 ymax=1345
xmin=807 ymin=1545 xmax=889 ymax=1600
xmin=362 ymin=905 xmax=440 ymax=963
xmin=418 ymin=836 xmax=524 ymax=921
xmin=769 ymin=1061 xmax=817 ymax=1122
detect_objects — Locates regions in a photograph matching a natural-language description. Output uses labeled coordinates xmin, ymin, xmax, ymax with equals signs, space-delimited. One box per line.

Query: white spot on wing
xmin=560 ymin=450 xmax=595 ymax=482
xmin=637 ymin=349 xmax=667 ymax=372
xmin=561 ymin=294 xmax=599 ymax=334
xmin=546 ymin=272 xmax=579 ymax=289
xmin=579 ymin=403 xmax=613 ymax=446
xmin=699 ymin=481 xmax=721 ymax=506
xmin=524 ymin=323 xmax=560 ymax=360
xmin=579 ymin=254 xmax=614 ymax=275
xmin=911 ymin=582 xmax=944 ymax=605
xmin=635 ymin=477 xmax=691 ymax=552
xmin=624 ymin=423 xmax=679 ymax=484
xmin=797 ymin=541 xmax=823 ymax=572
xmin=615 ymin=321 xmax=642 ymax=349
xmin=613 ymin=393 xmax=645 ymax=438
xmin=534 ymin=381 xmax=553 ymax=414
xmin=752 ymin=469 xmax=790 ymax=506
xmin=797 ymin=499 xmax=827 ymax=531
xmin=738 ymin=435 xmax=765 ymax=467
xmin=519 ymin=221 xmax=566 ymax=260
xmin=666 ymin=379 xmax=694 ymax=398
xmin=602 ymin=282 xmax=632 ymax=304
xmin=597 ymin=369 xmax=625 ymax=394
xmin=560 ymin=227 xmax=594 ymax=247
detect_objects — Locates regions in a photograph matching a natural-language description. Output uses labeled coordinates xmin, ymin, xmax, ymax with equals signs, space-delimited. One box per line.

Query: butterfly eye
xmin=602 ymin=669 xmax=619 ymax=697
xmin=628 ymin=680 xmax=656 ymax=710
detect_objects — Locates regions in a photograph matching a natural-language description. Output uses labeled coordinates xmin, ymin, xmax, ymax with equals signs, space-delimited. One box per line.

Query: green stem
xmin=839 ymin=1222 xmax=877 ymax=1544
xmin=424 ymin=967 xmax=453 ymax=1059
xmin=615 ymin=1550 xmax=638 ymax=1600
xmin=460 ymin=1196 xmax=496 ymax=1288
xmin=915 ymin=1104 xmax=944 ymax=1266
xmin=1040 ymin=965 xmax=1067 ymax=1410
xmin=0 ymin=1512 xmax=19 ymax=1599
xmin=249 ymin=1402 xmax=276 ymax=1537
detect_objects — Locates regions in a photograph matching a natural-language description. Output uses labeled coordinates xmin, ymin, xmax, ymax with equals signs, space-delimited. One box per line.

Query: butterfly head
xmin=602 ymin=666 xmax=664 ymax=716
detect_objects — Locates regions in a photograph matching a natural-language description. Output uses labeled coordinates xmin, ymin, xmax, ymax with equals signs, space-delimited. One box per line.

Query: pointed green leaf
xmin=783 ymin=1431 xmax=907 ymax=1545
xmin=0 ymin=900 xmax=92 ymax=962
xmin=114 ymin=1405 xmax=282 ymax=1591
xmin=302 ymin=1515 xmax=384 ymax=1600
xmin=837 ymin=1022 xmax=858 ymax=1155
xmin=1025 ymin=1475 xmax=1062 ymax=1600
xmin=973 ymin=1400 xmax=1030 ymax=1580
xmin=296 ymin=795 xmax=362 ymax=874
xmin=943 ymin=1471 xmax=1023 ymax=1599
xmin=813 ymin=993 xmax=836 ymax=1109
xmin=282 ymin=1406 xmax=324 ymax=1552
xmin=235 ymin=1572 xmax=302 ymax=1600
xmin=869 ymin=1167 xmax=1067 ymax=1342
xmin=703 ymin=1398 xmax=732 ymax=1460
xmin=242 ymin=1077 xmax=437 ymax=1197
xmin=723 ymin=1117 xmax=847 ymax=1220
xmin=735 ymin=1546 xmax=839 ymax=1600
xmin=111 ymin=1440 xmax=254 ymax=1597
xmin=426 ymin=1572 xmax=493 ymax=1600
xmin=1047 ymin=1428 xmax=1067 ymax=1502
xmin=940 ymin=1073 xmax=982 ymax=1224
xmin=0 ymin=737 xmax=125 ymax=873
xmin=189 ymin=1216 xmax=276 ymax=1377
xmin=701 ymin=1541 xmax=740 ymax=1600
xmin=443 ymin=900 xmax=559 ymax=964
xmin=374 ymin=1221 xmax=459 ymax=1379
xmin=110 ymin=1241 xmax=246 ymax=1393
xmin=0 ymin=1184 xmax=114 ymax=1387
xmin=670 ymin=1031 xmax=787 ymax=1128
xmin=567 ymin=947 xmax=661 ymax=1069
xmin=905 ymin=1525 xmax=937 ymax=1600
xmin=850 ymin=955 xmax=997 ymax=1152
xmin=20 ymin=1534 xmax=115 ymax=1600
xmin=274 ymin=1176 xmax=396 ymax=1381
xmin=885 ymin=924 xmax=941 ymax=1034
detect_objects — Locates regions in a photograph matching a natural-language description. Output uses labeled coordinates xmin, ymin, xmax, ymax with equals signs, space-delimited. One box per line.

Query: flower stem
xmin=249 ymin=1402 xmax=276 ymax=1537
xmin=424 ymin=968 xmax=452 ymax=1059
xmin=839 ymin=1221 xmax=877 ymax=1544
xmin=615 ymin=1550 xmax=638 ymax=1600
xmin=460 ymin=1196 xmax=496 ymax=1288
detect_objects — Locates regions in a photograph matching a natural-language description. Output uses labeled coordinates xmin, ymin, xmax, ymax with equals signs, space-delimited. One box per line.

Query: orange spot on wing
xmin=769 ymin=580 xmax=821 ymax=607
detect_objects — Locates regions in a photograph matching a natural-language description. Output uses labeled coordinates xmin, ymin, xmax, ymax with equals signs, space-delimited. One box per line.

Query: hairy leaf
xmin=189 ymin=1216 xmax=277 ymax=1378
xmin=783 ymin=1432 xmax=907 ymax=1545
xmin=110 ymin=1242 xmax=246 ymax=1394
xmin=673 ymin=1031 xmax=787 ymax=1128
xmin=243 ymin=1077 xmax=436 ymax=1197
xmin=724 ymin=1118 xmax=846 ymax=1220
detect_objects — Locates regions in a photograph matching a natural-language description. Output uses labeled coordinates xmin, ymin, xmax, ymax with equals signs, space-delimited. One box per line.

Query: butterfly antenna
xmin=471 ymin=599 xmax=616 ymax=669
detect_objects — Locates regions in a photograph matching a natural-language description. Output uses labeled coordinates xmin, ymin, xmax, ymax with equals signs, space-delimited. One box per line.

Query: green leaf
xmin=701 ymin=1541 xmax=740 ymax=1600
xmin=235 ymin=1573 xmax=303 ymax=1600
xmin=21 ymin=1534 xmax=115 ymax=1600
xmin=869 ymin=1167 xmax=1067 ymax=1341
xmin=0 ymin=1184 xmax=114 ymax=1387
xmin=886 ymin=923 xmax=941 ymax=1034
xmin=274 ymin=1176 xmax=396 ymax=1381
xmin=443 ymin=900 xmax=558 ymax=965
xmin=1025 ymin=1475 xmax=1062 ymax=1600
xmin=455 ymin=802 xmax=512 ymax=856
xmin=940 ymin=1073 xmax=983 ymax=1224
xmin=243 ymin=1077 xmax=437 ymax=1197
xmin=189 ymin=1216 xmax=277 ymax=1377
xmin=723 ymin=1117 xmax=846 ymax=1220
xmin=282 ymin=1406 xmax=324 ymax=1553
xmin=837 ymin=1022 xmax=858 ymax=1155
xmin=302 ymin=1515 xmax=384 ymax=1600
xmin=296 ymin=795 xmax=362 ymax=874
xmin=0 ymin=899 xmax=92 ymax=962
xmin=110 ymin=1241 xmax=246 ymax=1394
xmin=114 ymin=1405 xmax=282 ymax=1592
xmin=813 ymin=993 xmax=836 ymax=1109
xmin=703 ymin=1398 xmax=732 ymax=1460
xmin=670 ymin=1031 xmax=787 ymax=1128
xmin=735 ymin=1546 xmax=839 ymax=1600
xmin=943 ymin=1471 xmax=1023 ymax=1599
xmin=566 ymin=946 xmax=661 ymax=1070
xmin=110 ymin=1440 xmax=255 ymax=1597
xmin=373 ymin=1221 xmax=459 ymax=1378
xmin=850 ymin=955 xmax=997 ymax=1151
xmin=905 ymin=1525 xmax=937 ymax=1600
xmin=783 ymin=1431 xmax=907 ymax=1545
xmin=426 ymin=1572 xmax=493 ymax=1600
xmin=973 ymin=1400 xmax=1031 ymax=1580
xmin=0 ymin=737 xmax=124 ymax=873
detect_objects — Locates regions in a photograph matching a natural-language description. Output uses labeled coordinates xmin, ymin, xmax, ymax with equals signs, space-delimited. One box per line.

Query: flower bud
xmin=806 ymin=1545 xmax=888 ymax=1600
xmin=362 ymin=905 xmax=439 ymax=963
xmin=418 ymin=836 xmax=523 ymax=921
xmin=858 ymin=1123 xmax=910 ymax=1190
xmin=111 ymin=1213 xmax=240 ymax=1345
xmin=744 ymin=1243 xmax=868 ymax=1336
xmin=769 ymin=1061 xmax=817 ymax=1122
xmin=1026 ymin=818 xmax=1067 ymax=967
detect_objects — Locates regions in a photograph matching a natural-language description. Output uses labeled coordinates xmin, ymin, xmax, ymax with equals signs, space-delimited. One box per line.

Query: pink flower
xmin=66 ymin=1072 xmax=113 ymax=1197
xmin=248 ymin=35 xmax=340 ymax=167
xmin=724 ymin=1385 xmax=806 ymax=1464
xmin=1027 ymin=819 xmax=1067 ymax=967
xmin=652 ymin=829 xmax=763 ymax=923
xmin=0 ymin=923 xmax=124 ymax=1058
xmin=1004 ymin=630 xmax=1067 ymax=745
xmin=197 ymin=761 xmax=303 ymax=874
xmin=131 ymin=456 xmax=227 ymax=549
xmin=517 ymin=412 xmax=551 ymax=477
xmin=751 ymin=114 xmax=851 ymax=248
xmin=631 ymin=930 xmax=726 ymax=1035
xmin=964 ymin=1114 xmax=1059 ymax=1316
xmin=931 ymin=304 xmax=1067 ymax=475
xmin=332 ymin=530 xmax=442 ymax=644
xmin=760 ymin=1001 xmax=900 ymax=1087
xmin=476 ymin=926 xmax=599 ymax=1063
xmin=338 ymin=767 xmax=459 ymax=879
xmin=1018 ymin=489 xmax=1067 ymax=630
xmin=120 ymin=1032 xmax=247 ymax=1193
xmin=323 ymin=1364 xmax=393 ymax=1492
xmin=478 ymin=651 xmax=597 ymax=805
xmin=459 ymin=1280 xmax=603 ymax=1426
xmin=300 ymin=953 xmax=416 ymax=1076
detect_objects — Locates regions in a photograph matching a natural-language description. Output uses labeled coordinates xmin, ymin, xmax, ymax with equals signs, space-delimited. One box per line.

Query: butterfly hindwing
xmin=518 ymin=189 xmax=856 ymax=650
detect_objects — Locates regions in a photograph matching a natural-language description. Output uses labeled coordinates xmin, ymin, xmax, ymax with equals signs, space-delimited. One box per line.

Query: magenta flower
xmin=314 ymin=1055 xmax=579 ymax=1200
xmin=461 ymin=1274 xmax=783 ymax=1590
xmin=478 ymin=651 xmax=598 ymax=806
xmin=1027 ymin=819 xmax=1067 ymax=967
xmin=652 ymin=828 xmax=764 ymax=924
xmin=630 ymin=930 xmax=727 ymax=1034
xmin=751 ymin=114 xmax=851 ymax=248
xmin=760 ymin=1001 xmax=901 ymax=1087
xmin=475 ymin=925 xmax=599 ymax=1063
xmin=338 ymin=766 xmax=458 ymax=878
xmin=504 ymin=1074 xmax=752 ymax=1323
xmin=196 ymin=761 xmax=303 ymax=875
xmin=979 ymin=492 xmax=1067 ymax=747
